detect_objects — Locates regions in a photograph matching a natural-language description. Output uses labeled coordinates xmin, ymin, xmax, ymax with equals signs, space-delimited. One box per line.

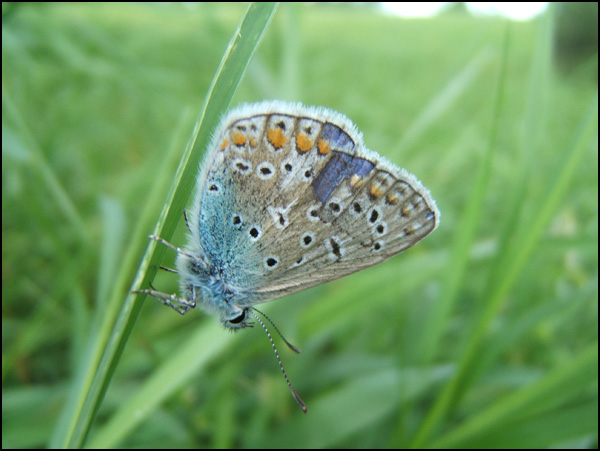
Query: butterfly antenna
xmin=252 ymin=307 xmax=301 ymax=353
xmin=248 ymin=309 xmax=307 ymax=413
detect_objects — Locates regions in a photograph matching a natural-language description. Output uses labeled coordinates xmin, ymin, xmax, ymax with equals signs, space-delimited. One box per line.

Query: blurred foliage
xmin=2 ymin=2 xmax=597 ymax=449
xmin=554 ymin=2 xmax=598 ymax=77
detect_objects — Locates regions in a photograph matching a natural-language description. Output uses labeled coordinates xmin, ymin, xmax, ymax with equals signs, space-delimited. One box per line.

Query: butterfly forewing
xmin=192 ymin=102 xmax=439 ymax=305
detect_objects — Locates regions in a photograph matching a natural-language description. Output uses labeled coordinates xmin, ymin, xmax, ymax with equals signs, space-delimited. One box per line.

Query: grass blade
xmin=51 ymin=3 xmax=279 ymax=448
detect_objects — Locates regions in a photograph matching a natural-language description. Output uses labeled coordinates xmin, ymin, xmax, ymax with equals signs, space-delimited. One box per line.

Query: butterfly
xmin=135 ymin=101 xmax=440 ymax=412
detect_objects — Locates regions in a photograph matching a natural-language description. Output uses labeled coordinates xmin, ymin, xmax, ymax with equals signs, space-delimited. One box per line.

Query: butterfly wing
xmin=190 ymin=101 xmax=439 ymax=307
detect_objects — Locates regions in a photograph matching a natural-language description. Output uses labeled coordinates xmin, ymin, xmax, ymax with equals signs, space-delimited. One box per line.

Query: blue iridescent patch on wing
xmin=312 ymin=150 xmax=375 ymax=203
xmin=321 ymin=123 xmax=355 ymax=152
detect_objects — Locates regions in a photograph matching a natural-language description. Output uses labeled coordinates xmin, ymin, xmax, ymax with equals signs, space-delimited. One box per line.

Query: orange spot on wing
xmin=221 ymin=139 xmax=229 ymax=150
xmin=386 ymin=193 xmax=400 ymax=205
xmin=249 ymin=136 xmax=257 ymax=148
xmin=317 ymin=139 xmax=330 ymax=155
xmin=370 ymin=182 xmax=384 ymax=199
xmin=232 ymin=130 xmax=247 ymax=146
xmin=296 ymin=133 xmax=313 ymax=153
xmin=267 ymin=128 xmax=287 ymax=149
xmin=350 ymin=174 xmax=363 ymax=188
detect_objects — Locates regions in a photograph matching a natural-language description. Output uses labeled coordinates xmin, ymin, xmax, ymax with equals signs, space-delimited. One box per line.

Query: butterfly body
xmin=173 ymin=101 xmax=440 ymax=329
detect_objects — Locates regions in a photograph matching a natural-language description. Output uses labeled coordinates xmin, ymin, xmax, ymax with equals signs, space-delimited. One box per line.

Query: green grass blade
xmin=411 ymin=37 xmax=506 ymax=367
xmin=412 ymin=86 xmax=597 ymax=447
xmin=2 ymin=83 xmax=90 ymax=246
xmin=87 ymin=321 xmax=232 ymax=448
xmin=50 ymin=3 xmax=279 ymax=448
xmin=49 ymin=106 xmax=196 ymax=451
xmin=430 ymin=342 xmax=598 ymax=448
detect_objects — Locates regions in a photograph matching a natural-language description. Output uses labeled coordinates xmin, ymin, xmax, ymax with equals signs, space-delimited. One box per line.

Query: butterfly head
xmin=177 ymin=256 xmax=253 ymax=329
xmin=191 ymin=281 xmax=253 ymax=329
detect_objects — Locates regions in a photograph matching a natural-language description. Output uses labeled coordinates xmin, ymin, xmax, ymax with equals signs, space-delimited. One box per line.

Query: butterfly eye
xmin=229 ymin=312 xmax=246 ymax=324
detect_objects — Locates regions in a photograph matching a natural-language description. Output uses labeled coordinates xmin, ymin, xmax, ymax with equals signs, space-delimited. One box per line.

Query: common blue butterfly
xmin=135 ymin=101 xmax=440 ymax=412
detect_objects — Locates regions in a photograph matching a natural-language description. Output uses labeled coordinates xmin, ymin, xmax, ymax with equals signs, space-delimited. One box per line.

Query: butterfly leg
xmin=148 ymin=234 xmax=207 ymax=269
xmin=183 ymin=210 xmax=192 ymax=233
xmin=159 ymin=266 xmax=178 ymax=274
xmin=133 ymin=282 xmax=196 ymax=315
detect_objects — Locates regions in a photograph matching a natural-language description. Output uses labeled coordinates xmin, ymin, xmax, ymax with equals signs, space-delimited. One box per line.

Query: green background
xmin=2 ymin=3 xmax=597 ymax=448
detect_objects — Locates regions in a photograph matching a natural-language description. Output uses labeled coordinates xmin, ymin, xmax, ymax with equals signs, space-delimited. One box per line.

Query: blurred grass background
xmin=2 ymin=2 xmax=597 ymax=448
